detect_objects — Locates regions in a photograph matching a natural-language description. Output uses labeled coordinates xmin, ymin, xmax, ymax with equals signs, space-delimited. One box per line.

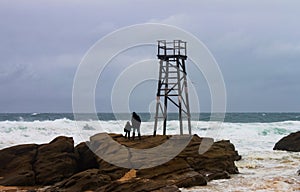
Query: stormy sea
xmin=0 ymin=112 xmax=299 ymax=191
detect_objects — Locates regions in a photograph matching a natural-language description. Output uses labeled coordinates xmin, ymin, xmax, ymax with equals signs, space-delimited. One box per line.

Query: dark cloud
xmin=0 ymin=0 xmax=299 ymax=112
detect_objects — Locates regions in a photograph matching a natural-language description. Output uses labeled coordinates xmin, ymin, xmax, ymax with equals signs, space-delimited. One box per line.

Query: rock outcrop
xmin=273 ymin=131 xmax=300 ymax=152
xmin=0 ymin=136 xmax=78 ymax=186
xmin=0 ymin=133 xmax=241 ymax=191
xmin=47 ymin=169 xmax=111 ymax=192
xmin=92 ymin=133 xmax=240 ymax=191
xmin=0 ymin=144 xmax=37 ymax=186
xmin=34 ymin=136 xmax=78 ymax=185
xmin=75 ymin=142 xmax=99 ymax=172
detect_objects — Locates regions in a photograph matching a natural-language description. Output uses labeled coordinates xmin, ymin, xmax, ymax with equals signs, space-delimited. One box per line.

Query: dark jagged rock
xmin=175 ymin=174 xmax=207 ymax=188
xmin=273 ymin=131 xmax=300 ymax=152
xmin=75 ymin=142 xmax=99 ymax=172
xmin=96 ymin=171 xmax=205 ymax=192
xmin=96 ymin=158 xmax=130 ymax=181
xmin=34 ymin=136 xmax=78 ymax=185
xmin=96 ymin=178 xmax=175 ymax=192
xmin=137 ymin=158 xmax=207 ymax=188
xmin=207 ymin=171 xmax=230 ymax=181
xmin=0 ymin=144 xmax=38 ymax=186
xmin=45 ymin=169 xmax=111 ymax=192
xmin=91 ymin=133 xmax=239 ymax=191
xmin=0 ymin=136 xmax=78 ymax=186
xmin=182 ymin=138 xmax=241 ymax=174
xmin=0 ymin=133 xmax=241 ymax=191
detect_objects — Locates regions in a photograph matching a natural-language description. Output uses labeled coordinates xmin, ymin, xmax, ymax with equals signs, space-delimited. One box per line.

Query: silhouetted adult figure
xmin=131 ymin=112 xmax=141 ymax=140
xmin=124 ymin=121 xmax=131 ymax=139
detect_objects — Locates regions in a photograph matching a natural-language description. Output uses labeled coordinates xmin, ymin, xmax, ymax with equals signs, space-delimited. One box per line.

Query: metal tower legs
xmin=153 ymin=58 xmax=191 ymax=136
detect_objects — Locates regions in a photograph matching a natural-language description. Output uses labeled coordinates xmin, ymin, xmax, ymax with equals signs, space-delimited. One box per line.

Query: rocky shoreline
xmin=0 ymin=133 xmax=241 ymax=192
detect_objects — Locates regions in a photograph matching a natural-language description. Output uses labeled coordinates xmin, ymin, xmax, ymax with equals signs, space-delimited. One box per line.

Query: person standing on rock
xmin=131 ymin=112 xmax=141 ymax=140
xmin=124 ymin=121 xmax=132 ymax=139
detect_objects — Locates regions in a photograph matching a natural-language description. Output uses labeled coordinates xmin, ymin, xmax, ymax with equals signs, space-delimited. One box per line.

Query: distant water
xmin=1 ymin=112 xmax=300 ymax=122
xmin=0 ymin=112 xmax=299 ymax=191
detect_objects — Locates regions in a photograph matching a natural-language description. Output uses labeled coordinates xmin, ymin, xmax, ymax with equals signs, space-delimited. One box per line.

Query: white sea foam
xmin=0 ymin=119 xmax=299 ymax=149
xmin=181 ymin=150 xmax=300 ymax=192
xmin=0 ymin=119 xmax=299 ymax=191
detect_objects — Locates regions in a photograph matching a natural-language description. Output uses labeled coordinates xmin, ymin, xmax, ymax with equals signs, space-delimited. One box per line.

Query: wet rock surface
xmin=273 ymin=131 xmax=300 ymax=152
xmin=0 ymin=133 xmax=241 ymax=191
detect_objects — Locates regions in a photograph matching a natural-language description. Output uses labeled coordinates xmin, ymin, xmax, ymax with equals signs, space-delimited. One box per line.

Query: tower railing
xmin=157 ymin=40 xmax=187 ymax=58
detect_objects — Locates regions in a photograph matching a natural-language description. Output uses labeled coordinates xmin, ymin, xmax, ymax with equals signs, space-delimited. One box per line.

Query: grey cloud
xmin=0 ymin=0 xmax=299 ymax=112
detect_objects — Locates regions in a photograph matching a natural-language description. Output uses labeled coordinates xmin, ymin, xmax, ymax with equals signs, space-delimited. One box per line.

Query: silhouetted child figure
xmin=124 ymin=121 xmax=131 ymax=139
xmin=131 ymin=112 xmax=141 ymax=140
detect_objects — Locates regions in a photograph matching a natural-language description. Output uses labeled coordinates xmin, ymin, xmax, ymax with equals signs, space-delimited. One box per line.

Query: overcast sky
xmin=0 ymin=0 xmax=299 ymax=113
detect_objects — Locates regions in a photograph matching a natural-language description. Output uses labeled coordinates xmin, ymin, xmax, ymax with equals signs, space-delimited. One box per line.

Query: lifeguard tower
xmin=153 ymin=40 xmax=192 ymax=136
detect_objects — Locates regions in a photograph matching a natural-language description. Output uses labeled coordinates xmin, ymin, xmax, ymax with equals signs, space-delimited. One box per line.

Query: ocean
xmin=0 ymin=113 xmax=299 ymax=191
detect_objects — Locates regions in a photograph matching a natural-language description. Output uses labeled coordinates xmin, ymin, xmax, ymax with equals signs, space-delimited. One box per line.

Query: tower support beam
xmin=153 ymin=40 xmax=192 ymax=136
